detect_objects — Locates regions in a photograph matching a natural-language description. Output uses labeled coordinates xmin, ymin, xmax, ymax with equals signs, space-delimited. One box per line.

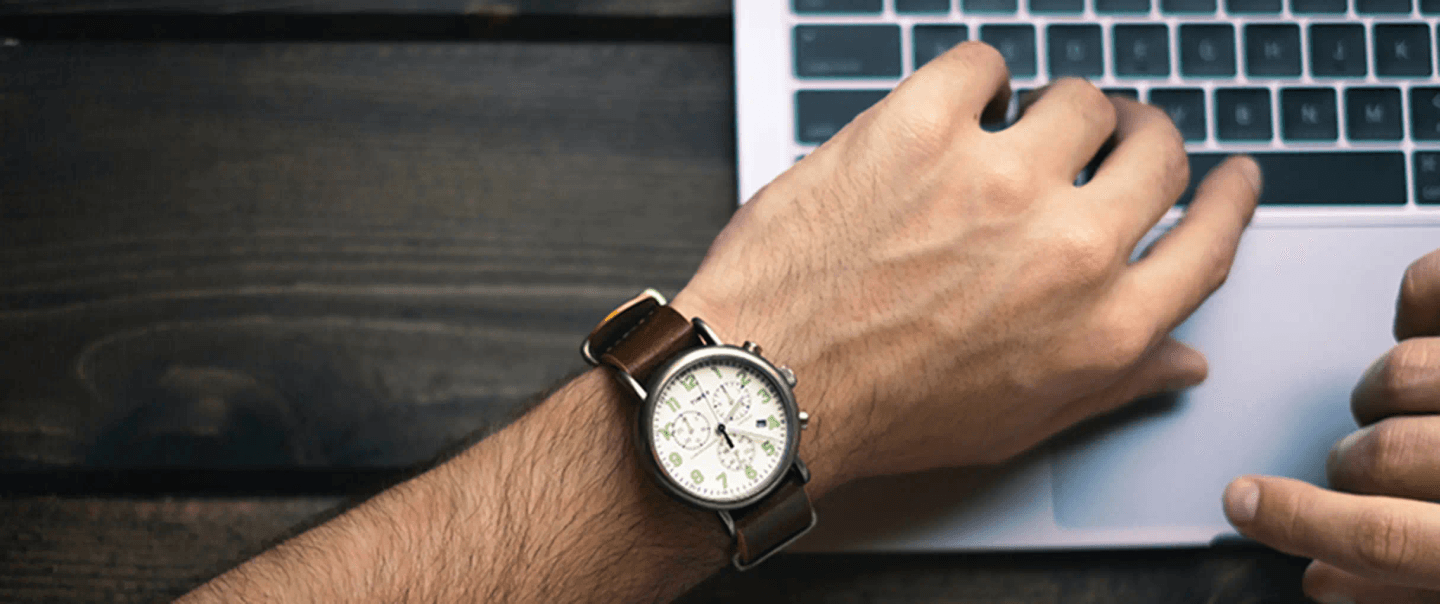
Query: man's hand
xmin=1224 ymin=248 xmax=1440 ymax=604
xmin=672 ymin=42 xmax=1263 ymax=488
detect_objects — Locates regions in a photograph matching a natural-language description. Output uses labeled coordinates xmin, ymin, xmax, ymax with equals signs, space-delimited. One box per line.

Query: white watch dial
xmin=649 ymin=358 xmax=792 ymax=504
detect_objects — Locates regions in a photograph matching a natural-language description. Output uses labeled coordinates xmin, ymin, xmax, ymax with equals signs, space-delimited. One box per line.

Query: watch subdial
xmin=717 ymin=381 xmax=753 ymax=423
xmin=716 ymin=435 xmax=756 ymax=472
xmin=668 ymin=411 xmax=711 ymax=450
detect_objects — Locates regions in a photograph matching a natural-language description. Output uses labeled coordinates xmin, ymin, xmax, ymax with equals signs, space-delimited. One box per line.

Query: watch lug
xmin=791 ymin=457 xmax=811 ymax=485
xmin=717 ymin=509 xmax=737 ymax=537
xmin=692 ymin=317 xmax=723 ymax=347
xmin=778 ymin=366 xmax=797 ymax=388
xmin=741 ymin=341 xmax=762 ymax=355
xmin=611 ymin=367 xmax=648 ymax=400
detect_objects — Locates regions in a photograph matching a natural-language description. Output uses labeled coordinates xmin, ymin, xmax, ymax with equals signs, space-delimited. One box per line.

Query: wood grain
xmin=0 ymin=40 xmax=737 ymax=470
xmin=0 ymin=0 xmax=731 ymax=17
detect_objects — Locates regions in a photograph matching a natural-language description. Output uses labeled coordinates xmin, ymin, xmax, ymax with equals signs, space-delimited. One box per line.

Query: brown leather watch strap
xmin=589 ymin=304 xmax=701 ymax=387
xmin=729 ymin=470 xmax=816 ymax=569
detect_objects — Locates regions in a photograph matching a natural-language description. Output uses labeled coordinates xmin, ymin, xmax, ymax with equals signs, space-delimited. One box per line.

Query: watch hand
xmin=717 ymin=424 xmax=736 ymax=449
xmin=693 ymin=390 xmax=722 ymax=427
xmin=723 ymin=393 xmax=746 ymax=423
xmin=724 ymin=428 xmax=781 ymax=444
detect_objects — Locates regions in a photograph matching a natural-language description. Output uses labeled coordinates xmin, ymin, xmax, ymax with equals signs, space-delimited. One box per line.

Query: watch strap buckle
xmin=717 ymin=463 xmax=818 ymax=571
xmin=581 ymin=288 xmax=668 ymax=366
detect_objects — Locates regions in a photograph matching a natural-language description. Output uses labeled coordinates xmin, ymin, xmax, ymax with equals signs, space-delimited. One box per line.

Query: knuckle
xmin=1352 ymin=507 xmax=1416 ymax=575
xmin=1359 ymin=420 xmax=1417 ymax=489
xmin=1376 ymin=341 xmax=1432 ymax=401
xmin=970 ymin=153 xmax=1041 ymax=209
xmin=1047 ymin=225 xmax=1119 ymax=282
xmin=1048 ymin=78 xmax=1117 ymax=132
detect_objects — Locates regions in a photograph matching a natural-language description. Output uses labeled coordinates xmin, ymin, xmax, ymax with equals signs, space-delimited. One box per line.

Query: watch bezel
xmin=637 ymin=345 xmax=802 ymax=511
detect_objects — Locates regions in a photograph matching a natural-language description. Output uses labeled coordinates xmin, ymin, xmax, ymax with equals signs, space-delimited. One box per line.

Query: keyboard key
xmin=1281 ymin=88 xmax=1338 ymax=140
xmin=1148 ymin=88 xmax=1207 ymax=141
xmin=1228 ymin=0 xmax=1281 ymax=12
xmin=1245 ymin=24 xmax=1301 ymax=77
xmin=1103 ymin=87 xmax=1140 ymax=99
xmin=793 ymin=0 xmax=883 ymax=12
xmin=795 ymin=25 xmax=902 ymax=78
xmin=1310 ymin=25 xmax=1367 ymax=77
xmin=1180 ymin=25 xmax=1236 ymax=76
xmin=1357 ymin=0 xmax=1410 ymax=12
xmin=981 ymin=25 xmax=1037 ymax=77
xmin=965 ymin=0 xmax=1019 ymax=12
xmin=1374 ymin=24 xmax=1432 ymax=77
xmin=1215 ymin=88 xmax=1273 ymax=141
xmin=1346 ymin=88 xmax=1402 ymax=140
xmin=1415 ymin=152 xmax=1440 ymax=203
xmin=896 ymin=0 xmax=951 ymax=11
xmin=1032 ymin=0 xmax=1084 ymax=11
xmin=1425 ymin=0 xmax=1440 ymax=12
xmin=796 ymin=89 xmax=888 ymax=144
xmin=1292 ymin=0 xmax=1346 ymax=11
xmin=1113 ymin=25 xmax=1170 ymax=76
xmin=1096 ymin=0 xmax=1151 ymax=12
xmin=1163 ymin=0 xmax=1216 ymax=12
xmin=1411 ymin=87 xmax=1440 ymax=140
xmin=1048 ymin=25 xmax=1103 ymax=77
xmin=913 ymin=26 xmax=969 ymax=69
xmin=1185 ymin=152 xmax=1405 ymax=204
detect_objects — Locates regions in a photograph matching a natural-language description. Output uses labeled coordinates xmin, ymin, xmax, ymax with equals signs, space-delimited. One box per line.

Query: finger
xmin=999 ymin=78 xmax=1117 ymax=180
xmin=889 ymin=41 xmax=1012 ymax=132
xmin=1351 ymin=338 xmax=1440 ymax=426
xmin=1305 ymin=559 xmax=1440 ymax=604
xmin=1327 ymin=416 xmax=1440 ymax=501
xmin=1044 ymin=336 xmax=1207 ymax=430
xmin=1082 ymin=97 xmax=1191 ymax=250
xmin=1223 ymin=475 xmax=1440 ymax=590
xmin=1113 ymin=155 xmax=1261 ymax=335
xmin=1397 ymin=249 xmax=1440 ymax=340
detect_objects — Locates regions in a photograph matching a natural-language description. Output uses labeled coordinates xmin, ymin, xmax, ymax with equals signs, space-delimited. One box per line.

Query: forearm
xmin=182 ymin=370 xmax=735 ymax=603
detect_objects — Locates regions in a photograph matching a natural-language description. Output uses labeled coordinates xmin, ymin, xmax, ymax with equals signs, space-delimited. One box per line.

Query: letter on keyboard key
xmin=1228 ymin=0 xmax=1282 ymax=12
xmin=1113 ymin=25 xmax=1170 ymax=76
xmin=1346 ymin=88 xmax=1402 ymax=140
xmin=1163 ymin=0 xmax=1217 ymax=13
xmin=1310 ymin=25 xmax=1367 ymax=77
xmin=896 ymin=0 xmax=952 ymax=11
xmin=980 ymin=25 xmax=1037 ymax=77
xmin=1180 ymin=25 xmax=1236 ymax=76
xmin=966 ymin=0 xmax=1020 ymax=12
xmin=1357 ymin=0 xmax=1411 ymax=12
xmin=1415 ymin=153 xmax=1440 ymax=203
xmin=1281 ymin=88 xmax=1338 ymax=141
xmin=1410 ymin=87 xmax=1440 ymax=140
xmin=1245 ymin=24 xmax=1301 ymax=76
xmin=793 ymin=0 xmax=884 ymax=12
xmin=1148 ymin=88 xmax=1207 ymax=141
xmin=1185 ymin=152 xmax=1406 ymax=205
xmin=795 ymin=25 xmax=902 ymax=78
xmin=913 ymin=26 xmax=969 ymax=69
xmin=1032 ymin=0 xmax=1085 ymax=13
xmin=1048 ymin=25 xmax=1103 ymax=77
xmin=1292 ymin=0 xmax=1347 ymax=11
xmin=1373 ymin=24 xmax=1432 ymax=77
xmin=795 ymin=89 xmax=889 ymax=144
xmin=1215 ymin=88 xmax=1273 ymax=141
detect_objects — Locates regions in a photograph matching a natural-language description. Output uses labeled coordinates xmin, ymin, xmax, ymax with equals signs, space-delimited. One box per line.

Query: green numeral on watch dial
xmin=711 ymin=366 xmax=724 ymax=379
xmin=745 ymin=466 xmax=757 ymax=480
xmin=717 ymin=473 xmax=727 ymax=488
xmin=761 ymin=441 xmax=776 ymax=456
xmin=660 ymin=426 xmax=672 ymax=441
xmin=679 ymin=374 xmax=699 ymax=391
xmin=739 ymin=372 xmax=751 ymax=387
xmin=669 ymin=452 xmax=682 ymax=467
xmin=691 ymin=469 xmax=704 ymax=484
xmin=759 ymin=389 xmax=771 ymax=403
xmin=768 ymin=414 xmax=779 ymax=428
xmin=664 ymin=397 xmax=680 ymax=412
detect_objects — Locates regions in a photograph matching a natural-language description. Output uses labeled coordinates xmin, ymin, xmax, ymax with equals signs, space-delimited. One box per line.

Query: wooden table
xmin=0 ymin=3 xmax=1313 ymax=601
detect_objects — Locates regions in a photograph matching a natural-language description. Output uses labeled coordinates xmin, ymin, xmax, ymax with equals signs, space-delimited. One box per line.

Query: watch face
xmin=645 ymin=350 xmax=796 ymax=507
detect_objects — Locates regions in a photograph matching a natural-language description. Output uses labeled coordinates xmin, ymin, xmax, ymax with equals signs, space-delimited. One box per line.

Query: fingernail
xmin=1224 ymin=479 xmax=1260 ymax=524
xmin=1236 ymin=157 xmax=1263 ymax=195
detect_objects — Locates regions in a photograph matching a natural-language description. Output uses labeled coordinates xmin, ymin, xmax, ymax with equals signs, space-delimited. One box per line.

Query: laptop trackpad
xmin=1053 ymin=224 xmax=1440 ymax=530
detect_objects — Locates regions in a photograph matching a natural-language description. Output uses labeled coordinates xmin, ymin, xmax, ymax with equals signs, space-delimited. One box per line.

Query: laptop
xmin=735 ymin=0 xmax=1440 ymax=551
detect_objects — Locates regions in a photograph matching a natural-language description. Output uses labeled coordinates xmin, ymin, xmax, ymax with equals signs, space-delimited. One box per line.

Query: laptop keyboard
xmin=789 ymin=0 xmax=1440 ymax=205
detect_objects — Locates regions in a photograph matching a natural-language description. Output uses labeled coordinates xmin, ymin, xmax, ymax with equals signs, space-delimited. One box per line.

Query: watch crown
xmin=742 ymin=341 xmax=762 ymax=355
xmin=778 ymin=366 xmax=797 ymax=388
xmin=798 ymin=410 xmax=810 ymax=430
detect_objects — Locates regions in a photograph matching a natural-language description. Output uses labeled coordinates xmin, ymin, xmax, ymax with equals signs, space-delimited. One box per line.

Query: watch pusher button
xmin=798 ymin=410 xmax=810 ymax=430
xmin=741 ymin=341 xmax=762 ymax=355
xmin=778 ymin=366 xmax=797 ymax=387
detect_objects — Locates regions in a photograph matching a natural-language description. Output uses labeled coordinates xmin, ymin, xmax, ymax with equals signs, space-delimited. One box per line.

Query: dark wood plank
xmin=0 ymin=0 xmax=731 ymax=17
xmin=0 ymin=40 xmax=737 ymax=471
xmin=0 ymin=497 xmax=1311 ymax=603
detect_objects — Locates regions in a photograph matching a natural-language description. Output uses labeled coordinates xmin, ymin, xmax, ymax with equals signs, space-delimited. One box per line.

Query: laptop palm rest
xmin=797 ymin=224 xmax=1440 ymax=552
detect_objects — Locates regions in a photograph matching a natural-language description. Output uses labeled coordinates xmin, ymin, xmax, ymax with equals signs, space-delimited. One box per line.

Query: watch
xmin=581 ymin=289 xmax=817 ymax=570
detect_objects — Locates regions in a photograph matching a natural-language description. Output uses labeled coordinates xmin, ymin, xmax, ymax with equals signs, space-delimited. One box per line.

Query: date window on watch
xmin=756 ymin=419 xmax=767 ymax=428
